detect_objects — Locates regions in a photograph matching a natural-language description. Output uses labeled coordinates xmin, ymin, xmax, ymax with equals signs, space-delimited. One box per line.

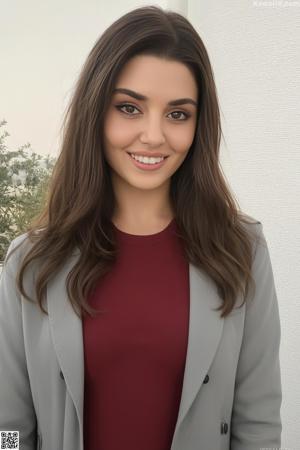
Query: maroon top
xmin=83 ymin=218 xmax=190 ymax=450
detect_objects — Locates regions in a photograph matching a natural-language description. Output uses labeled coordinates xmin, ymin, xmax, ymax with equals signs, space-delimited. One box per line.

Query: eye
xmin=169 ymin=111 xmax=191 ymax=121
xmin=115 ymin=103 xmax=140 ymax=115
xmin=115 ymin=103 xmax=191 ymax=121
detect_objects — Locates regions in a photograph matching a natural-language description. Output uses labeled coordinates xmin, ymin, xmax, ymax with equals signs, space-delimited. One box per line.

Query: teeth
xmin=130 ymin=153 xmax=165 ymax=164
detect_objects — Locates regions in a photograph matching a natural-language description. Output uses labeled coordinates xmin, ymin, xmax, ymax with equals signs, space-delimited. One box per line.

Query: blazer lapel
xmin=171 ymin=264 xmax=224 ymax=443
xmin=47 ymin=251 xmax=224 ymax=442
xmin=47 ymin=249 xmax=85 ymax=434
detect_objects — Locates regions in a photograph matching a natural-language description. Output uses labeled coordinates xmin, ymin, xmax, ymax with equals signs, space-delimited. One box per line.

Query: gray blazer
xmin=0 ymin=220 xmax=282 ymax=450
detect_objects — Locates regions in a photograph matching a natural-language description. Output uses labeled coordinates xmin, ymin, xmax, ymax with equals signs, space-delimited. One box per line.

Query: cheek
xmin=167 ymin=124 xmax=196 ymax=154
xmin=103 ymin=113 xmax=136 ymax=148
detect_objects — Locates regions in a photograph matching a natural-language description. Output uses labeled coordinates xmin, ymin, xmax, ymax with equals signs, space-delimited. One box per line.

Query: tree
xmin=0 ymin=119 xmax=57 ymax=261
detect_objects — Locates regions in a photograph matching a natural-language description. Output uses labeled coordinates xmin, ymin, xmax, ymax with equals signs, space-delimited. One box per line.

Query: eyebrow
xmin=113 ymin=88 xmax=198 ymax=107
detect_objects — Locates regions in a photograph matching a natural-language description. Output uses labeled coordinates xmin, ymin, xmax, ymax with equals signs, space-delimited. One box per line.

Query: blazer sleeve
xmin=230 ymin=222 xmax=282 ymax=449
xmin=0 ymin=237 xmax=37 ymax=449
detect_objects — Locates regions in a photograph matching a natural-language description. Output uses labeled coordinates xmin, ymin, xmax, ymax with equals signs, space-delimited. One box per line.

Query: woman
xmin=0 ymin=5 xmax=282 ymax=450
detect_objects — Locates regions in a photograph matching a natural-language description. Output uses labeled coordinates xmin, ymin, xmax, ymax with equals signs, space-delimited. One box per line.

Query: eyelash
xmin=114 ymin=103 xmax=191 ymax=121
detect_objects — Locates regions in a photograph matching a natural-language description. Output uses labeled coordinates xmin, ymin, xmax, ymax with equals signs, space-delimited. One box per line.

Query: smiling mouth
xmin=126 ymin=152 xmax=169 ymax=159
xmin=126 ymin=151 xmax=169 ymax=169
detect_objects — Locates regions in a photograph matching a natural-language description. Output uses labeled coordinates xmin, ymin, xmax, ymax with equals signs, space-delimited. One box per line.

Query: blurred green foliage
xmin=0 ymin=119 xmax=57 ymax=261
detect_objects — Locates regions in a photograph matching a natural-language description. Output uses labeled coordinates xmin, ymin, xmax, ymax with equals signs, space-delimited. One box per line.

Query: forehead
xmin=114 ymin=54 xmax=198 ymax=100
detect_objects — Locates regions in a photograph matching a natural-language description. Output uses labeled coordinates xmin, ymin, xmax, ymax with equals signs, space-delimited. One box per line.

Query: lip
xmin=127 ymin=152 xmax=170 ymax=158
xmin=127 ymin=152 xmax=168 ymax=171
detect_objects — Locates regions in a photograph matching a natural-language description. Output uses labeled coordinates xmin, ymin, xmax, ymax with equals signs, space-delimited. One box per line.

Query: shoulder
xmin=238 ymin=212 xmax=263 ymax=248
xmin=3 ymin=232 xmax=34 ymax=272
xmin=239 ymin=216 xmax=275 ymax=296
xmin=238 ymin=212 xmax=261 ymax=228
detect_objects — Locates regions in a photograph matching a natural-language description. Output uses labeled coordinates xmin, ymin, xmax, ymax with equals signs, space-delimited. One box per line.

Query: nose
xmin=139 ymin=116 xmax=166 ymax=147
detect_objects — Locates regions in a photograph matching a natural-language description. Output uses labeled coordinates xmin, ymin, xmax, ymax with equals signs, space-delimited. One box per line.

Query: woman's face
xmin=103 ymin=54 xmax=198 ymax=193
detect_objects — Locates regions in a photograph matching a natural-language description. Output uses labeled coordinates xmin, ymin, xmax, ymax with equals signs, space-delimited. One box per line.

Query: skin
xmin=103 ymin=54 xmax=198 ymax=235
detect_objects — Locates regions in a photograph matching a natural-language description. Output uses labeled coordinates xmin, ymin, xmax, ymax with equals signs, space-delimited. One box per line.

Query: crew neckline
xmin=112 ymin=217 xmax=176 ymax=239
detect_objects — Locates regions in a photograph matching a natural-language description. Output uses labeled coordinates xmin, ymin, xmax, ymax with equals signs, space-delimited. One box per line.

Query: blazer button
xmin=59 ymin=370 xmax=65 ymax=380
xmin=220 ymin=422 xmax=228 ymax=434
xmin=203 ymin=374 xmax=209 ymax=384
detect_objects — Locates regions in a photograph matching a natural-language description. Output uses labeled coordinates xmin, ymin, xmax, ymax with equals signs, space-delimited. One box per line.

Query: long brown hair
xmin=6 ymin=5 xmax=261 ymax=319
